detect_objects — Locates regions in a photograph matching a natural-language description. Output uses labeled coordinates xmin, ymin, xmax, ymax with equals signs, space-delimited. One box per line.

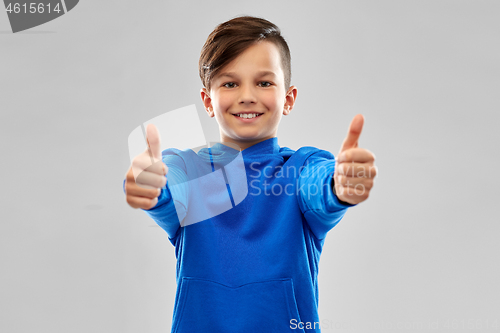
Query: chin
xmin=236 ymin=132 xmax=264 ymax=140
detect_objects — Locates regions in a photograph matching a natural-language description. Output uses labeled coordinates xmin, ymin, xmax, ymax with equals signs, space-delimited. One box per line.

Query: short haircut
xmin=199 ymin=15 xmax=292 ymax=92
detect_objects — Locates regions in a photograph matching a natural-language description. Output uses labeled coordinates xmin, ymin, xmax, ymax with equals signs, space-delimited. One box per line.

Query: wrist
xmin=331 ymin=176 xmax=354 ymax=206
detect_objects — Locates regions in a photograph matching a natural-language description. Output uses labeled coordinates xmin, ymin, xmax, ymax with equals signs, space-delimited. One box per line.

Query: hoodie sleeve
xmin=298 ymin=149 xmax=356 ymax=240
xmin=123 ymin=149 xmax=189 ymax=244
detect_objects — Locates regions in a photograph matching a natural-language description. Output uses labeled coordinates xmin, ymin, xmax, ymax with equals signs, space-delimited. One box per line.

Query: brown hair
xmin=199 ymin=15 xmax=291 ymax=92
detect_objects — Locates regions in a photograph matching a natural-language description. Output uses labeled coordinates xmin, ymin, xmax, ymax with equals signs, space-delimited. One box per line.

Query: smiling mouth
xmin=233 ymin=113 xmax=263 ymax=119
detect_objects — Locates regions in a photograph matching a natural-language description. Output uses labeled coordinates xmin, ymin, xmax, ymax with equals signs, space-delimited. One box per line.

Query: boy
xmin=124 ymin=16 xmax=376 ymax=332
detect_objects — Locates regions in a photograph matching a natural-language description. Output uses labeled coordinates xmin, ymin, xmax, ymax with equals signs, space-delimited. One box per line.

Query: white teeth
xmin=236 ymin=113 xmax=260 ymax=119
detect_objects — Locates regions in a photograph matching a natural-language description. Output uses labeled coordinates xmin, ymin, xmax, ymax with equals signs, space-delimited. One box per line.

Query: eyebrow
xmin=217 ymin=71 xmax=277 ymax=79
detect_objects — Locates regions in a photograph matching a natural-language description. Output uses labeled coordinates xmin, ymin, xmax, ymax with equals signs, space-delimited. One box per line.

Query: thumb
xmin=339 ymin=114 xmax=364 ymax=153
xmin=145 ymin=124 xmax=162 ymax=161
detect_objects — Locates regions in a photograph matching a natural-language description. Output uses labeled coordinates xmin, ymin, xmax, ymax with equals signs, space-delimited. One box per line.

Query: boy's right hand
xmin=125 ymin=124 xmax=168 ymax=210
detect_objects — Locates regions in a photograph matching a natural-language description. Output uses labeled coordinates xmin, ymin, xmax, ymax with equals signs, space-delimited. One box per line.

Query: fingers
xmin=125 ymin=165 xmax=166 ymax=210
xmin=336 ymin=162 xmax=377 ymax=178
xmin=126 ymin=195 xmax=159 ymax=210
xmin=339 ymin=114 xmax=364 ymax=153
xmin=146 ymin=124 xmax=162 ymax=161
xmin=126 ymin=166 xmax=166 ymax=192
xmin=136 ymin=169 xmax=167 ymax=189
xmin=124 ymin=124 xmax=167 ymax=210
xmin=333 ymin=170 xmax=373 ymax=205
xmin=334 ymin=173 xmax=374 ymax=191
xmin=130 ymin=148 xmax=167 ymax=187
xmin=336 ymin=147 xmax=375 ymax=164
xmin=126 ymin=180 xmax=162 ymax=199
xmin=334 ymin=146 xmax=377 ymax=205
xmin=334 ymin=182 xmax=370 ymax=204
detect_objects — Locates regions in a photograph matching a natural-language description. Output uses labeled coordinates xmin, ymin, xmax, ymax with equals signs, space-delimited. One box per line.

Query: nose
xmin=238 ymin=83 xmax=257 ymax=104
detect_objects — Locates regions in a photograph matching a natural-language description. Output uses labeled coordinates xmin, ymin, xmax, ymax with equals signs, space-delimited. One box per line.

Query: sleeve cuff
xmin=329 ymin=176 xmax=357 ymax=208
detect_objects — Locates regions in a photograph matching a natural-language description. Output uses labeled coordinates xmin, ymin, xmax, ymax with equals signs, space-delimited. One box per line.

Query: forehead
xmin=215 ymin=41 xmax=283 ymax=80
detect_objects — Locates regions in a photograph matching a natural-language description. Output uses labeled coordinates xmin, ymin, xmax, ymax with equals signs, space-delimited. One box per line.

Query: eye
xmin=223 ymin=82 xmax=237 ymax=88
xmin=259 ymin=81 xmax=272 ymax=87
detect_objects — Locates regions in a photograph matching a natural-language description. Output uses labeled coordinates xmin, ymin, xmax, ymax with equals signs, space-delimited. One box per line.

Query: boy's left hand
xmin=333 ymin=114 xmax=377 ymax=205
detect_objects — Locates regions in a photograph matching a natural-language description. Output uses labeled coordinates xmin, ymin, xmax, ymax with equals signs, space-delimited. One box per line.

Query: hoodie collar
xmin=198 ymin=137 xmax=280 ymax=162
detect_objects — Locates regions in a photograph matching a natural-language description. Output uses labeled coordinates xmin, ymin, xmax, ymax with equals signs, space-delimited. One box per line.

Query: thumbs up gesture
xmin=124 ymin=124 xmax=168 ymax=210
xmin=333 ymin=114 xmax=377 ymax=205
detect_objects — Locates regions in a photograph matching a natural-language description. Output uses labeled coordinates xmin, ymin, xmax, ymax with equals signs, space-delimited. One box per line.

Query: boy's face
xmin=201 ymin=41 xmax=297 ymax=150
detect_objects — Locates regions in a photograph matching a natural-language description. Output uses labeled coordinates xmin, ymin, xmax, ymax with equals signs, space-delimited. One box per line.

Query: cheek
xmin=261 ymin=91 xmax=284 ymax=110
xmin=214 ymin=95 xmax=232 ymax=111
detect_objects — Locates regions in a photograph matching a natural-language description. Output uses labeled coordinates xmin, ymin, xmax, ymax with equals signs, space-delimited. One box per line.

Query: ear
xmin=283 ymin=85 xmax=298 ymax=116
xmin=200 ymin=88 xmax=215 ymax=118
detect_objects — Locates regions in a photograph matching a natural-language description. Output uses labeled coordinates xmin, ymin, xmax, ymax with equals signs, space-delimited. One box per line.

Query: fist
xmin=333 ymin=114 xmax=377 ymax=205
xmin=124 ymin=124 xmax=168 ymax=210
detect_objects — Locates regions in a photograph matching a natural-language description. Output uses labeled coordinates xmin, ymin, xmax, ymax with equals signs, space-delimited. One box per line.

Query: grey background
xmin=1 ymin=0 xmax=499 ymax=332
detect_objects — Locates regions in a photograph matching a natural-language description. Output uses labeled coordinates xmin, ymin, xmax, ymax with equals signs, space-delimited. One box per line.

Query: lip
xmin=231 ymin=111 xmax=263 ymax=115
xmin=232 ymin=112 xmax=264 ymax=122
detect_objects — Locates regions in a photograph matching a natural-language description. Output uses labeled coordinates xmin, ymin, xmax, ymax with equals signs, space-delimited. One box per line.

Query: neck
xmin=219 ymin=136 xmax=275 ymax=151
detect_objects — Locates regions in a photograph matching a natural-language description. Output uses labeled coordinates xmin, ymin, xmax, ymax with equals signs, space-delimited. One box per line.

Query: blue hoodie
xmin=125 ymin=137 xmax=354 ymax=332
